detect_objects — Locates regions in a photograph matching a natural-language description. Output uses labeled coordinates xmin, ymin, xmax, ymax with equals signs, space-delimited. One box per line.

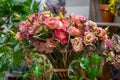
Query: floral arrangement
xmin=15 ymin=11 xmax=110 ymax=79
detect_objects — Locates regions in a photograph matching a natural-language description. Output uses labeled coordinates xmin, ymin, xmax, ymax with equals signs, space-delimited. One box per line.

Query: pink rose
xmin=75 ymin=15 xmax=84 ymax=28
xmin=53 ymin=28 xmax=68 ymax=44
xmin=71 ymin=37 xmax=83 ymax=52
xmin=92 ymin=25 xmax=100 ymax=35
xmin=68 ymin=26 xmax=81 ymax=37
xmin=61 ymin=19 xmax=69 ymax=28
xmin=79 ymin=16 xmax=86 ymax=22
xmin=85 ymin=20 xmax=97 ymax=27
xmin=71 ymin=15 xmax=84 ymax=28
xmin=105 ymin=39 xmax=113 ymax=50
xmin=44 ymin=17 xmax=61 ymax=29
xmin=29 ymin=22 xmax=41 ymax=34
xmin=98 ymin=28 xmax=107 ymax=40
xmin=38 ymin=11 xmax=51 ymax=21
xmin=85 ymin=20 xmax=97 ymax=32
xmin=28 ymin=13 xmax=36 ymax=21
xmin=19 ymin=21 xmax=32 ymax=31
xmin=84 ymin=32 xmax=96 ymax=45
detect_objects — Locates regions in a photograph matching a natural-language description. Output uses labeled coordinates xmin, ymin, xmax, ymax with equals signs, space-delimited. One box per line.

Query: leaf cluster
xmin=69 ymin=54 xmax=102 ymax=80
xmin=0 ymin=0 xmax=47 ymax=79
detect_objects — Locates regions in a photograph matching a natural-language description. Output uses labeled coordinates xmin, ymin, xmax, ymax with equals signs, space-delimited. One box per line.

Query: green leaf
xmin=0 ymin=36 xmax=7 ymax=43
xmin=14 ymin=43 xmax=20 ymax=52
xmin=0 ymin=72 xmax=5 ymax=79
xmin=80 ymin=56 xmax=89 ymax=69
xmin=34 ymin=64 xmax=43 ymax=78
xmin=22 ymin=73 xmax=29 ymax=80
xmin=90 ymin=54 xmax=102 ymax=64
xmin=0 ymin=63 xmax=7 ymax=72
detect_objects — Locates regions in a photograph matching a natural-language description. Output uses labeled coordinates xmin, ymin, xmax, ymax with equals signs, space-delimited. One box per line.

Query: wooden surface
xmin=96 ymin=22 xmax=120 ymax=37
xmin=96 ymin=22 xmax=120 ymax=28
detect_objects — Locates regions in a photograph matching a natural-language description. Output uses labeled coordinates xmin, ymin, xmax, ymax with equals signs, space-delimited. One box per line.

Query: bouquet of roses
xmin=15 ymin=11 xmax=110 ymax=79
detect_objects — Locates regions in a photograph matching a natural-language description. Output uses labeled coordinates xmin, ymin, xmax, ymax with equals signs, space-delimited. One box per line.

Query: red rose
xmin=53 ymin=28 xmax=68 ymax=44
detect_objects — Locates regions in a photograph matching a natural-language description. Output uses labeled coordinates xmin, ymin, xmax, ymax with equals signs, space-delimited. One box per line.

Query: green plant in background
xmin=109 ymin=0 xmax=120 ymax=15
xmin=69 ymin=54 xmax=102 ymax=80
xmin=0 ymin=0 xmax=50 ymax=79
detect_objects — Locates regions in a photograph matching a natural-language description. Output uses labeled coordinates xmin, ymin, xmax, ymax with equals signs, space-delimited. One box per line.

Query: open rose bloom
xmin=15 ymin=11 xmax=110 ymax=54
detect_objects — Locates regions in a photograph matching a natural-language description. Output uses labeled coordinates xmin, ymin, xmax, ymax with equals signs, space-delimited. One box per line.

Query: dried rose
xmin=46 ymin=38 xmax=58 ymax=48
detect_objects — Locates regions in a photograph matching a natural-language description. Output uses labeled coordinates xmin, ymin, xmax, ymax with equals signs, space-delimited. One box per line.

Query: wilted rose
xmin=71 ymin=37 xmax=83 ymax=52
xmin=46 ymin=38 xmax=58 ymax=48
xmin=32 ymin=41 xmax=53 ymax=53
xmin=53 ymin=28 xmax=68 ymax=44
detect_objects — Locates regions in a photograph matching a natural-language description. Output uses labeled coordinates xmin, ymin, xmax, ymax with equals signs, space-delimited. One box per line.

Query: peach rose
xmin=44 ymin=17 xmax=61 ymax=29
xmin=84 ymin=32 xmax=96 ymax=45
xmin=98 ymin=28 xmax=107 ymax=40
xmin=15 ymin=32 xmax=23 ymax=42
xmin=68 ymin=26 xmax=81 ymax=37
xmin=71 ymin=37 xmax=83 ymax=52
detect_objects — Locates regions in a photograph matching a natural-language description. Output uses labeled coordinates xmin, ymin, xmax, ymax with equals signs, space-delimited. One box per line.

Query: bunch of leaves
xmin=69 ymin=54 xmax=102 ymax=80
xmin=0 ymin=0 xmax=39 ymax=26
xmin=0 ymin=0 xmax=49 ymax=79
xmin=0 ymin=30 xmax=25 ymax=78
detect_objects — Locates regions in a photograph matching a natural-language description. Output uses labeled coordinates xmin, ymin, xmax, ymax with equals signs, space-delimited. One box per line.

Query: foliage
xmin=69 ymin=54 xmax=102 ymax=80
xmin=109 ymin=0 xmax=120 ymax=15
xmin=0 ymin=0 xmax=48 ymax=79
